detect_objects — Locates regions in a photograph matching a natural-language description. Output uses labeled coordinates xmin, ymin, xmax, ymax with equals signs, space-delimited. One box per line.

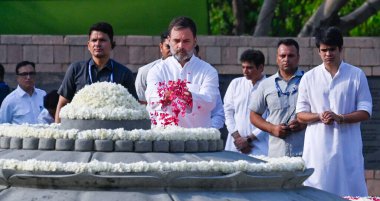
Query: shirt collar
xmin=15 ymin=85 xmax=35 ymax=97
xmin=274 ymin=69 xmax=303 ymax=81
xmin=89 ymin=58 xmax=113 ymax=71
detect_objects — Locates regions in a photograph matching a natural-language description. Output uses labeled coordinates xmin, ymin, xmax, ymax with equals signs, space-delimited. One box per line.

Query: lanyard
xmin=88 ymin=60 xmax=114 ymax=84
xmin=275 ymin=72 xmax=303 ymax=97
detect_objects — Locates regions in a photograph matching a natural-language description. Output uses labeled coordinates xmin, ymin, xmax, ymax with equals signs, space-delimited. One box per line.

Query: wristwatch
xmin=246 ymin=134 xmax=257 ymax=143
xmin=337 ymin=114 xmax=345 ymax=124
xmin=231 ymin=131 xmax=240 ymax=139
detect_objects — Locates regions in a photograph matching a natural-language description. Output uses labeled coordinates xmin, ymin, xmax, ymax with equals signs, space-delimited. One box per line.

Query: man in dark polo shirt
xmin=55 ymin=22 xmax=138 ymax=123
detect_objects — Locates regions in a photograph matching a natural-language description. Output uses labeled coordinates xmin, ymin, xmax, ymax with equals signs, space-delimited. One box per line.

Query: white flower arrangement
xmin=0 ymin=124 xmax=78 ymax=139
xmin=0 ymin=157 xmax=305 ymax=174
xmin=0 ymin=124 xmax=220 ymax=141
xmin=59 ymin=82 xmax=149 ymax=120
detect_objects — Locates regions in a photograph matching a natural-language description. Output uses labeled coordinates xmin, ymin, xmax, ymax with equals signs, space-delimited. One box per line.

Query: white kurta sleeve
xmin=296 ymin=75 xmax=311 ymax=113
xmin=145 ymin=65 xmax=163 ymax=114
xmin=356 ymin=71 xmax=372 ymax=116
xmin=211 ymin=95 xmax=225 ymax=129
xmin=223 ymin=80 xmax=237 ymax=134
xmin=189 ymin=68 xmax=219 ymax=114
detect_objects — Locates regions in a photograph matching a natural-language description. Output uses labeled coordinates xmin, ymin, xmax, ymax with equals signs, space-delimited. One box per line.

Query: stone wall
xmin=1 ymin=35 xmax=379 ymax=90
xmin=1 ymin=35 xmax=380 ymax=196
xmin=366 ymin=170 xmax=380 ymax=196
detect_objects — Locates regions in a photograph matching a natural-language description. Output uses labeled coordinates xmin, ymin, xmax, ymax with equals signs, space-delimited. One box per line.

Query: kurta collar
xmin=322 ymin=60 xmax=345 ymax=78
xmin=171 ymin=54 xmax=197 ymax=69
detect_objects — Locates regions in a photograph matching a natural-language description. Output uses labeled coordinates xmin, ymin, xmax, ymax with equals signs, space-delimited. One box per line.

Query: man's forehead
xmin=170 ymin=27 xmax=195 ymax=38
xmin=18 ymin=65 xmax=35 ymax=72
xmin=89 ymin=31 xmax=109 ymax=39
xmin=241 ymin=62 xmax=255 ymax=67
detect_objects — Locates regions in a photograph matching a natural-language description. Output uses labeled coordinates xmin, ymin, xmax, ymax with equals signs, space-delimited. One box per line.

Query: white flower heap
xmin=0 ymin=156 xmax=305 ymax=174
xmin=0 ymin=124 xmax=220 ymax=141
xmin=60 ymin=82 xmax=149 ymax=120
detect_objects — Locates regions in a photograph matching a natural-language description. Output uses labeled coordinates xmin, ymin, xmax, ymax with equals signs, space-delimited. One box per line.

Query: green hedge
xmin=0 ymin=0 xmax=208 ymax=35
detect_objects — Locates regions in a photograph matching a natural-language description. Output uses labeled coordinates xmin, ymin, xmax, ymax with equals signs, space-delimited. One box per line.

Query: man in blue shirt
xmin=0 ymin=61 xmax=46 ymax=124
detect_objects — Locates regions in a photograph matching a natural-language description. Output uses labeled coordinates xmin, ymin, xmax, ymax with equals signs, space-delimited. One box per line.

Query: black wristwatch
xmin=246 ymin=134 xmax=257 ymax=143
xmin=231 ymin=131 xmax=240 ymax=139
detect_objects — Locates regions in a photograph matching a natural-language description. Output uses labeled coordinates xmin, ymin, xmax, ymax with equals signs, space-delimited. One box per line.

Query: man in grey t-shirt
xmin=249 ymin=39 xmax=306 ymax=157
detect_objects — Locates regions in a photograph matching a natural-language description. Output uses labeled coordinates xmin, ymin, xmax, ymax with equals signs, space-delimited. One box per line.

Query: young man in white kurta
xmin=224 ymin=76 xmax=268 ymax=155
xmin=145 ymin=17 xmax=219 ymax=128
xmin=224 ymin=49 xmax=268 ymax=155
xmin=296 ymin=27 xmax=372 ymax=196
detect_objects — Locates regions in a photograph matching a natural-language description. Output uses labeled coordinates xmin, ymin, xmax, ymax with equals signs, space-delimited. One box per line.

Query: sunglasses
xmin=17 ymin=71 xmax=36 ymax=77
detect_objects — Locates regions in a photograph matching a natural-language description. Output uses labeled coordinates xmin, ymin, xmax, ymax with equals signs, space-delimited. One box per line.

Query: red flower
xmin=150 ymin=79 xmax=193 ymax=126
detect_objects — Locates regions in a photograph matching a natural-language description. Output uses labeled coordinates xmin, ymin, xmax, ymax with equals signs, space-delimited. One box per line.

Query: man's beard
xmin=171 ymin=48 xmax=194 ymax=63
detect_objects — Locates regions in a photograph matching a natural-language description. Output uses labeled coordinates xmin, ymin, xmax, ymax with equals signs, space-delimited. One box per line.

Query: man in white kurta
xmin=145 ymin=16 xmax=219 ymax=128
xmin=224 ymin=49 xmax=268 ymax=155
xmin=296 ymin=27 xmax=372 ymax=196
xmin=224 ymin=76 xmax=268 ymax=155
xmin=146 ymin=55 xmax=218 ymax=128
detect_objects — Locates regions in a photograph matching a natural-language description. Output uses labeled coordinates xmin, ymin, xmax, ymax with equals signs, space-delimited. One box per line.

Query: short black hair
xmin=0 ymin=63 xmax=4 ymax=80
xmin=194 ymin=45 xmax=200 ymax=54
xmin=16 ymin=61 xmax=35 ymax=75
xmin=277 ymin=39 xmax=299 ymax=55
xmin=89 ymin=22 xmax=116 ymax=49
xmin=160 ymin=30 xmax=169 ymax=43
xmin=240 ymin=49 xmax=265 ymax=68
xmin=44 ymin=90 xmax=59 ymax=110
xmin=168 ymin=16 xmax=197 ymax=37
xmin=315 ymin=26 xmax=343 ymax=50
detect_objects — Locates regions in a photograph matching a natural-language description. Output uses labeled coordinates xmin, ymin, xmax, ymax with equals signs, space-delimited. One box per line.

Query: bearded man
xmin=145 ymin=16 xmax=220 ymax=128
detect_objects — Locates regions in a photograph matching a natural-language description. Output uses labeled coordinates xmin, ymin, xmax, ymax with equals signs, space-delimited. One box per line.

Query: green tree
xmin=208 ymin=0 xmax=380 ymax=36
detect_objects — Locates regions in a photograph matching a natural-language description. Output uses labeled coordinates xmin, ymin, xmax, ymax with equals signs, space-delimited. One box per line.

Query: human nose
xmin=242 ymin=67 xmax=248 ymax=73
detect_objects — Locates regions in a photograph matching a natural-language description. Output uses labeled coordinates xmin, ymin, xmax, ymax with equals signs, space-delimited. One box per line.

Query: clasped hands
xmin=271 ymin=119 xmax=306 ymax=139
xmin=319 ymin=111 xmax=343 ymax=124
xmin=232 ymin=132 xmax=256 ymax=154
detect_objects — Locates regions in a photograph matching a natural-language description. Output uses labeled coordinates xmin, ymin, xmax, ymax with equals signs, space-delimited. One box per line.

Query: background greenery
xmin=1 ymin=0 xmax=378 ymax=36
xmin=209 ymin=0 xmax=380 ymax=36
xmin=0 ymin=0 xmax=208 ymax=35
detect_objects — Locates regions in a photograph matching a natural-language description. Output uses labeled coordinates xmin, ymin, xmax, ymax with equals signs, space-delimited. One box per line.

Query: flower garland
xmin=150 ymin=79 xmax=192 ymax=126
xmin=0 ymin=124 xmax=220 ymax=141
xmin=60 ymin=82 xmax=149 ymax=120
xmin=344 ymin=197 xmax=380 ymax=201
xmin=0 ymin=156 xmax=305 ymax=174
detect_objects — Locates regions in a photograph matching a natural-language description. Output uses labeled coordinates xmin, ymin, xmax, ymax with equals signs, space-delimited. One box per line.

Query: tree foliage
xmin=208 ymin=0 xmax=380 ymax=36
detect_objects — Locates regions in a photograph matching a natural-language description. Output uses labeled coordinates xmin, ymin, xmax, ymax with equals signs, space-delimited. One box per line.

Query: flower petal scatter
xmin=59 ymin=82 xmax=149 ymax=120
xmin=0 ymin=124 xmax=220 ymax=141
xmin=0 ymin=156 xmax=305 ymax=174
xmin=151 ymin=79 xmax=192 ymax=126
